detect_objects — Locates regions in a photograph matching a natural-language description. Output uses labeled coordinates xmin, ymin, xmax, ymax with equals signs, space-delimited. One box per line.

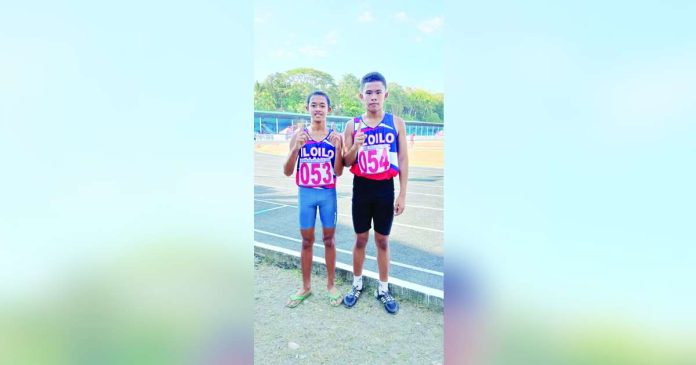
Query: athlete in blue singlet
xmin=342 ymin=72 xmax=410 ymax=314
xmin=283 ymin=90 xmax=344 ymax=308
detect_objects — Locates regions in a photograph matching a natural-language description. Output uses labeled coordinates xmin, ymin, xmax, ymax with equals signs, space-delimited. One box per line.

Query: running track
xmin=254 ymin=151 xmax=444 ymax=291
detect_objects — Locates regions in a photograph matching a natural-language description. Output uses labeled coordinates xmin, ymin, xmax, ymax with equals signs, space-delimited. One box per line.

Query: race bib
xmin=297 ymin=160 xmax=335 ymax=187
xmin=357 ymin=145 xmax=390 ymax=175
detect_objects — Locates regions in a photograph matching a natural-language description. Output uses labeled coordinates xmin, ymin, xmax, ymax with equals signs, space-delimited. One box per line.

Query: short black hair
xmin=360 ymin=72 xmax=387 ymax=89
xmin=306 ymin=90 xmax=331 ymax=107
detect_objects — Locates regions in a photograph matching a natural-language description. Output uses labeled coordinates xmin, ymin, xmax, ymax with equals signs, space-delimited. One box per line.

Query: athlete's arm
xmin=344 ymin=119 xmax=366 ymax=167
xmin=283 ymin=130 xmax=305 ymax=176
xmin=394 ymin=116 xmax=409 ymax=216
xmin=331 ymin=132 xmax=344 ymax=176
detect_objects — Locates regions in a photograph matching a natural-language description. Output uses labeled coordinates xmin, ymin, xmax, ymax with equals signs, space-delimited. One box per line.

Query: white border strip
xmin=255 ymin=240 xmax=444 ymax=299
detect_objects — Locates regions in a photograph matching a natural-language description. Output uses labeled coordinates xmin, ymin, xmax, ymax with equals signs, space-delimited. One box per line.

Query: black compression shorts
xmin=351 ymin=175 xmax=395 ymax=235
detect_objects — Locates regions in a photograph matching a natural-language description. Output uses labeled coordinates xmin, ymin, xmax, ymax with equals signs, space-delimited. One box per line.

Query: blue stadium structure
xmin=254 ymin=110 xmax=444 ymax=137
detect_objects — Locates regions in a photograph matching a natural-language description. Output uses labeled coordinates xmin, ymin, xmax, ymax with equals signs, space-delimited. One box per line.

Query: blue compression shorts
xmin=298 ymin=187 xmax=337 ymax=230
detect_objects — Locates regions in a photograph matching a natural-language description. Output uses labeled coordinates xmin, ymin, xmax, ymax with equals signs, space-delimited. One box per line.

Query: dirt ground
xmin=254 ymin=258 xmax=444 ymax=365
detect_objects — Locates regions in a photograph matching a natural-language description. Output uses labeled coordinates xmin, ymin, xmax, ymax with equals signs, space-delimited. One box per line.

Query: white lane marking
xmin=254 ymin=183 xmax=444 ymax=211
xmin=255 ymin=198 xmax=293 ymax=206
xmin=254 ymin=241 xmax=444 ymax=298
xmin=254 ymin=205 xmax=291 ymax=215
xmin=386 ymin=222 xmax=443 ymax=233
xmin=254 ymin=230 xmax=444 ymax=277
xmin=254 ymin=198 xmax=443 ymax=232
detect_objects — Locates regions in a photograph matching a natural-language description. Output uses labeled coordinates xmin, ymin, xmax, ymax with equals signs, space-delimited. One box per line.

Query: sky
xmin=254 ymin=0 xmax=444 ymax=93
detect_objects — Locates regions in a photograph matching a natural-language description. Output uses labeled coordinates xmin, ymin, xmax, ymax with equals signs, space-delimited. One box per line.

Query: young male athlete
xmin=283 ymin=90 xmax=344 ymax=308
xmin=342 ymin=72 xmax=409 ymax=314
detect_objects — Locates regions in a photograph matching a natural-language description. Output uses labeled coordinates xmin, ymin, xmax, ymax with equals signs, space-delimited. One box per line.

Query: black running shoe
xmin=343 ymin=285 xmax=363 ymax=308
xmin=376 ymin=290 xmax=399 ymax=314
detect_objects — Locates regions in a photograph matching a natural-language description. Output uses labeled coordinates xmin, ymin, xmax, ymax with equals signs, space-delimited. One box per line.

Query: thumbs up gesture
xmin=353 ymin=125 xmax=366 ymax=148
xmin=329 ymin=131 xmax=342 ymax=149
xmin=294 ymin=128 xmax=309 ymax=151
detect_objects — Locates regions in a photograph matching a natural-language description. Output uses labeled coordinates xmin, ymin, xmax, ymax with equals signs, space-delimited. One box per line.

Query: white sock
xmin=352 ymin=275 xmax=363 ymax=290
xmin=379 ymin=280 xmax=389 ymax=294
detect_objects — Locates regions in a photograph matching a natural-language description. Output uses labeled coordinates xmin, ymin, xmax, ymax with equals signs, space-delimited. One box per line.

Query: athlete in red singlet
xmin=342 ymin=72 xmax=409 ymax=314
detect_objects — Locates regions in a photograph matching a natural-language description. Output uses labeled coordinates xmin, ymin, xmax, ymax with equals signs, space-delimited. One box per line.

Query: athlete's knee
xmin=301 ymin=236 xmax=314 ymax=249
xmin=375 ymin=235 xmax=389 ymax=250
xmin=322 ymin=235 xmax=335 ymax=249
xmin=355 ymin=233 xmax=369 ymax=249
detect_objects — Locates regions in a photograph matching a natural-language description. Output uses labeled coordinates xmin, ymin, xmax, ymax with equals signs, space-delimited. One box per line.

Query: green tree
xmin=253 ymin=82 xmax=275 ymax=111
xmin=432 ymin=93 xmax=444 ymax=123
xmin=253 ymin=68 xmax=444 ymax=123
xmin=279 ymin=68 xmax=337 ymax=113
xmin=261 ymin=72 xmax=292 ymax=110
xmin=335 ymin=73 xmax=362 ymax=117
xmin=285 ymin=68 xmax=337 ymax=92
xmin=384 ymin=83 xmax=408 ymax=118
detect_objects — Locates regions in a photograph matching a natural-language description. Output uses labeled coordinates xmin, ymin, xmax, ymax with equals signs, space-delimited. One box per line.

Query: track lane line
xmin=254 ymin=198 xmax=443 ymax=233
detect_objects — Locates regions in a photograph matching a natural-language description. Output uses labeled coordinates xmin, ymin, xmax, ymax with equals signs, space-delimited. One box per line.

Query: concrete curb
xmin=254 ymin=241 xmax=443 ymax=312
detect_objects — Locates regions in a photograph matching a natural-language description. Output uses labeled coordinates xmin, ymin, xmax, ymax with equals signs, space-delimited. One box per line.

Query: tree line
xmin=254 ymin=68 xmax=444 ymax=123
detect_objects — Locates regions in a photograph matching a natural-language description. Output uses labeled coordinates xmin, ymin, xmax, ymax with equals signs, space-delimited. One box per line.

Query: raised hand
xmin=353 ymin=129 xmax=366 ymax=148
xmin=329 ymin=131 xmax=342 ymax=149
xmin=294 ymin=129 xmax=309 ymax=150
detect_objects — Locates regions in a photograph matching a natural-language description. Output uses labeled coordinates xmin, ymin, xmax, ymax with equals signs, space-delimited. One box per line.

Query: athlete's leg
xmin=317 ymin=189 xmax=338 ymax=290
xmin=375 ymin=227 xmax=399 ymax=314
xmin=322 ymin=226 xmax=337 ymax=288
xmin=352 ymin=230 xmax=370 ymax=277
xmin=373 ymin=185 xmax=395 ymax=283
xmin=291 ymin=187 xmax=318 ymax=301
xmin=343 ymin=228 xmax=369 ymax=308
xmin=344 ymin=177 xmax=373 ymax=308
xmin=374 ymin=231 xmax=390 ymax=282
xmin=351 ymin=180 xmax=373 ymax=278
xmin=299 ymin=227 xmax=315 ymax=292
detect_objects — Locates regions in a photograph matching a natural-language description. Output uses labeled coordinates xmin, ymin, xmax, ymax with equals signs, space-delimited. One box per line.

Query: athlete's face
xmin=306 ymin=95 xmax=331 ymax=123
xmin=360 ymin=81 xmax=388 ymax=113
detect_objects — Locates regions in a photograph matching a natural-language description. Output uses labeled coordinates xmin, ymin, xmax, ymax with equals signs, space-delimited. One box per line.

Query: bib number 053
xmin=298 ymin=161 xmax=333 ymax=187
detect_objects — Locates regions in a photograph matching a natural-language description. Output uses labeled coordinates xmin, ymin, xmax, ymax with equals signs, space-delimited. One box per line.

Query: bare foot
xmin=286 ymin=287 xmax=312 ymax=308
xmin=327 ymin=285 xmax=342 ymax=306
